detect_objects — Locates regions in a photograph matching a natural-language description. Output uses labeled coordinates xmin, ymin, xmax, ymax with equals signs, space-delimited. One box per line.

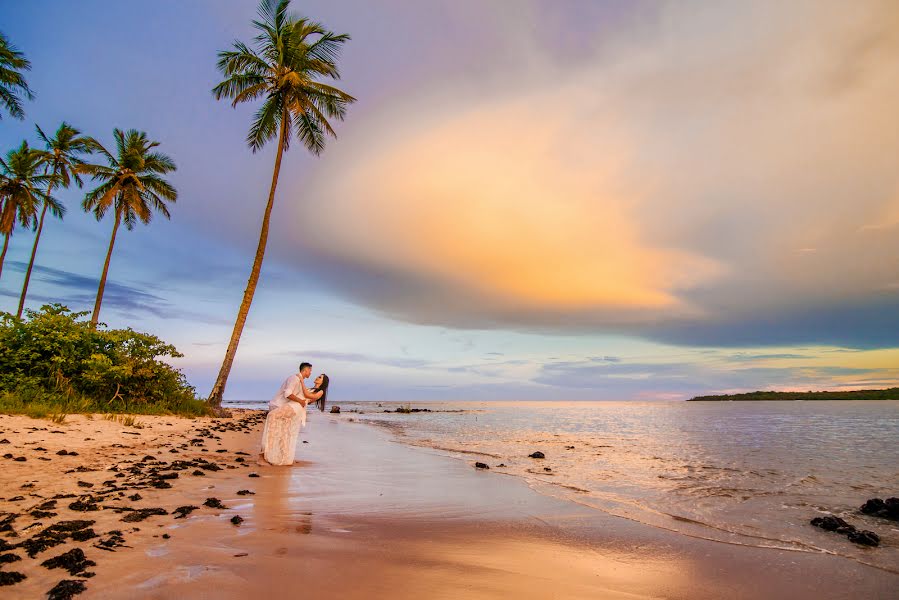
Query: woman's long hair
xmin=313 ymin=374 xmax=330 ymax=412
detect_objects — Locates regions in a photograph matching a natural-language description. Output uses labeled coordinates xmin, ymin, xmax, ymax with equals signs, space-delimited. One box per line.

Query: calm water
xmin=228 ymin=399 xmax=899 ymax=572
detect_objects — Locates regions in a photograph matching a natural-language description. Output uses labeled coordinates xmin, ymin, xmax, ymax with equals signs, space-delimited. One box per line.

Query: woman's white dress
xmin=261 ymin=374 xmax=307 ymax=465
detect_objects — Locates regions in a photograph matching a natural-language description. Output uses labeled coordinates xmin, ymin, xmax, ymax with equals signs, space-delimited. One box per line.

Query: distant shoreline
xmin=688 ymin=388 xmax=899 ymax=401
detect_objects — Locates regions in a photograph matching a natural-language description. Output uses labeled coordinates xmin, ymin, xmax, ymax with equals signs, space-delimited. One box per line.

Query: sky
xmin=1 ymin=0 xmax=897 ymax=402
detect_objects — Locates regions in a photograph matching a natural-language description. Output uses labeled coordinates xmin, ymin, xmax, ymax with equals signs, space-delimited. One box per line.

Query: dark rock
xmin=859 ymin=497 xmax=899 ymax=521
xmin=93 ymin=531 xmax=127 ymax=552
xmin=121 ymin=508 xmax=168 ymax=523
xmin=128 ymin=494 xmax=142 ymax=501
xmin=528 ymin=452 xmax=545 ymax=459
xmin=47 ymin=579 xmax=87 ymax=600
xmin=330 ymin=406 xmax=340 ymax=414
xmin=847 ymin=530 xmax=880 ymax=546
xmin=191 ymin=470 xmax=206 ymax=476
xmin=810 ymin=516 xmax=852 ymax=532
xmin=162 ymin=533 xmax=170 ymax=539
xmin=0 ymin=571 xmax=26 ymax=586
xmin=0 ymin=439 xmax=9 ymax=444
xmin=172 ymin=505 xmax=199 ymax=519
xmin=474 ymin=462 xmax=489 ymax=469
xmin=236 ymin=490 xmax=255 ymax=496
xmin=77 ymin=481 xmax=94 ymax=488
xmin=235 ymin=457 xmax=245 ymax=463
xmin=248 ymin=473 xmax=260 ymax=478
xmin=543 ymin=467 xmax=552 ymax=472
xmin=41 ymin=548 xmax=96 ymax=576
xmin=30 ymin=510 xmax=57 ymax=519
xmin=35 ymin=500 xmax=57 ymax=510
xmin=203 ymin=498 xmax=226 ymax=509
xmin=71 ymin=529 xmax=98 ymax=542
xmin=230 ymin=515 xmax=244 ymax=526
xmin=496 ymin=463 xmax=507 ymax=467
xmin=68 ymin=500 xmax=100 ymax=512
xmin=149 ymin=480 xmax=172 ymax=489
xmin=56 ymin=450 xmax=70 ymax=455
xmin=0 ymin=552 xmax=21 ymax=564
xmin=13 ymin=456 xmax=25 ymax=462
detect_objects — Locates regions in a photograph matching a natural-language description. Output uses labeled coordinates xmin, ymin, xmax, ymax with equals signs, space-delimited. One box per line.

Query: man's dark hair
xmin=299 ymin=362 xmax=312 ymax=371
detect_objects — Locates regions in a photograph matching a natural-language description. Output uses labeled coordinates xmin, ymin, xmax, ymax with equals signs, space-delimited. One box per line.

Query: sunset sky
xmin=1 ymin=0 xmax=897 ymax=401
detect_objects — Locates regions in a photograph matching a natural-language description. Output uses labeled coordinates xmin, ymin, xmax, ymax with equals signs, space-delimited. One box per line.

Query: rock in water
xmin=528 ymin=451 xmax=545 ymax=459
xmin=203 ymin=498 xmax=226 ymax=509
xmin=859 ymin=497 xmax=899 ymax=521
xmin=810 ymin=516 xmax=852 ymax=532
xmin=847 ymin=530 xmax=880 ymax=546
xmin=330 ymin=406 xmax=340 ymax=414
xmin=474 ymin=462 xmax=489 ymax=469
xmin=231 ymin=515 xmax=244 ymax=526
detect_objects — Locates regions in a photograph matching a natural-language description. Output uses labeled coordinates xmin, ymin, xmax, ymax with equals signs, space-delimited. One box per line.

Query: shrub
xmin=0 ymin=304 xmax=210 ymax=416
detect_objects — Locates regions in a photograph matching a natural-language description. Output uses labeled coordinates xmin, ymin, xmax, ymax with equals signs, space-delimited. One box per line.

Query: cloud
xmin=280 ymin=0 xmax=899 ymax=348
xmin=286 ymin=350 xmax=433 ymax=369
xmin=3 ymin=261 xmax=227 ymax=325
xmin=533 ymin=357 xmax=896 ymax=398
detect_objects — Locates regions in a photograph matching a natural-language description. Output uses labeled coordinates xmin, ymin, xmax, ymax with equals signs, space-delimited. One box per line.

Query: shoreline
xmin=1 ymin=410 xmax=896 ymax=599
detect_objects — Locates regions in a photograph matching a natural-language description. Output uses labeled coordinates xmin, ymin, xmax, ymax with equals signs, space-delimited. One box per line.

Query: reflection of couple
xmin=259 ymin=362 xmax=330 ymax=465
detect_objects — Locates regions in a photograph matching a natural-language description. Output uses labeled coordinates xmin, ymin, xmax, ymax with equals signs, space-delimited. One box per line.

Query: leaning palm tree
xmin=0 ymin=141 xmax=56 ymax=280
xmin=207 ymin=0 xmax=355 ymax=408
xmin=82 ymin=129 xmax=177 ymax=326
xmin=0 ymin=32 xmax=33 ymax=120
xmin=17 ymin=123 xmax=99 ymax=318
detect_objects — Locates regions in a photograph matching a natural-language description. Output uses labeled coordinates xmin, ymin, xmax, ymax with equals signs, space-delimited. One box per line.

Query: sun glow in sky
xmin=1 ymin=0 xmax=897 ymax=401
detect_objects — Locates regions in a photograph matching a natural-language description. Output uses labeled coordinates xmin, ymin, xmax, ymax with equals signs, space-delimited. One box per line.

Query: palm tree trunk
xmin=0 ymin=232 xmax=9 ymax=281
xmin=207 ymin=107 xmax=289 ymax=411
xmin=17 ymin=187 xmax=52 ymax=318
xmin=91 ymin=206 xmax=122 ymax=327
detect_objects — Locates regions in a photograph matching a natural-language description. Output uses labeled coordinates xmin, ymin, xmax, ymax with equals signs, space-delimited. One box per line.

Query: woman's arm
xmin=303 ymin=389 xmax=323 ymax=400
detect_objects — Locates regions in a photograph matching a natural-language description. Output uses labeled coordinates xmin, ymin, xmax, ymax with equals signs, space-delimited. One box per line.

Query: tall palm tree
xmin=17 ymin=123 xmax=99 ymax=318
xmin=0 ymin=142 xmax=57 ymax=280
xmin=0 ymin=32 xmax=33 ymax=120
xmin=208 ymin=0 xmax=355 ymax=409
xmin=82 ymin=129 xmax=177 ymax=327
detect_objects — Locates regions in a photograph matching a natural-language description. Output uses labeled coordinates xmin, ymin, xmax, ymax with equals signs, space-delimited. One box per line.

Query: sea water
xmin=226 ymin=399 xmax=899 ymax=572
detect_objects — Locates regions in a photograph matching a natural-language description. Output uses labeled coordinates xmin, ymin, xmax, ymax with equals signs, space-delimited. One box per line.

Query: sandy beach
xmin=0 ymin=409 xmax=895 ymax=599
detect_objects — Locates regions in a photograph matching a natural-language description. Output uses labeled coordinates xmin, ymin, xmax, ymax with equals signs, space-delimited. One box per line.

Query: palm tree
xmin=82 ymin=129 xmax=177 ymax=327
xmin=0 ymin=32 xmax=33 ymax=120
xmin=17 ymin=123 xmax=99 ymax=318
xmin=0 ymin=142 xmax=56 ymax=280
xmin=208 ymin=0 xmax=355 ymax=409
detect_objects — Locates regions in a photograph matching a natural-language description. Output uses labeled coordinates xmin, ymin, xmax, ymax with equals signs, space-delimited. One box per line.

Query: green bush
xmin=0 ymin=304 xmax=210 ymax=416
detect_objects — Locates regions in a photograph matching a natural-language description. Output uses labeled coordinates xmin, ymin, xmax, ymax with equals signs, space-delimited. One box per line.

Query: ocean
xmin=225 ymin=399 xmax=899 ymax=572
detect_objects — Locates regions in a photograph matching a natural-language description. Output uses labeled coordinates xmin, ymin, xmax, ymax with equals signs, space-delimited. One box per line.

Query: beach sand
xmin=1 ymin=410 xmax=896 ymax=599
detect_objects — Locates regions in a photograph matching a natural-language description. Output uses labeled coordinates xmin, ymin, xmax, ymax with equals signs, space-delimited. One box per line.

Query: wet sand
xmin=1 ymin=411 xmax=896 ymax=599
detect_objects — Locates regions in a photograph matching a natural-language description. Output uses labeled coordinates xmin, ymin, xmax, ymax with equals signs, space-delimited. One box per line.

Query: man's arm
xmin=287 ymin=393 xmax=309 ymax=407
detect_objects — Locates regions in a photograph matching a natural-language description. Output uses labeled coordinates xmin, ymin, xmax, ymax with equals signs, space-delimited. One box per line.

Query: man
xmin=270 ymin=362 xmax=313 ymax=411
xmin=259 ymin=363 xmax=313 ymax=461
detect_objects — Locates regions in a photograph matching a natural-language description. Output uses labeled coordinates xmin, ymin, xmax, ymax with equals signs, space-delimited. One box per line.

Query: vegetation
xmin=0 ymin=31 xmax=33 ymax=120
xmin=207 ymin=0 xmax=355 ymax=409
xmin=82 ymin=129 xmax=177 ymax=326
xmin=688 ymin=388 xmax=899 ymax=401
xmin=17 ymin=122 xmax=98 ymax=318
xmin=0 ymin=141 xmax=57 ymax=279
xmin=0 ymin=304 xmax=210 ymax=417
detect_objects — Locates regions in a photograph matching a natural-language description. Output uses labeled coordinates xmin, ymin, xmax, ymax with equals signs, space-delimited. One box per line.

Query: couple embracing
xmin=259 ymin=362 xmax=330 ymax=465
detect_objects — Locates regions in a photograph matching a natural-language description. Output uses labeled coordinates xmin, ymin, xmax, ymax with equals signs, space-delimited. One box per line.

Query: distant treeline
xmin=688 ymin=388 xmax=899 ymax=401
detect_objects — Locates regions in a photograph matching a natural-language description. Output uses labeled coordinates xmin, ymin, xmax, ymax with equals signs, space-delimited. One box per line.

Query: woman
xmin=261 ymin=372 xmax=330 ymax=465
xmin=311 ymin=374 xmax=330 ymax=412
